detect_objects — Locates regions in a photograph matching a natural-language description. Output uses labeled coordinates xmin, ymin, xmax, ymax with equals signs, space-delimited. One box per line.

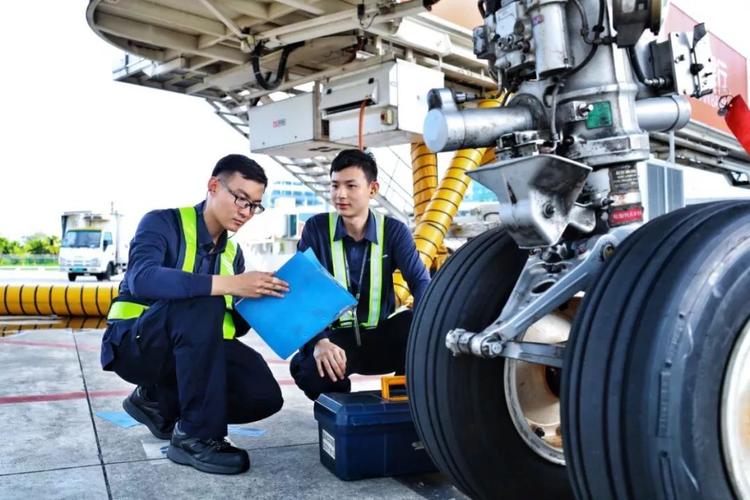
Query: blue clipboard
xmin=235 ymin=249 xmax=356 ymax=359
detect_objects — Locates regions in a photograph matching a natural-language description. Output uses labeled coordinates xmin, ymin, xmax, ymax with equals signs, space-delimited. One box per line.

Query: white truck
xmin=59 ymin=211 xmax=128 ymax=282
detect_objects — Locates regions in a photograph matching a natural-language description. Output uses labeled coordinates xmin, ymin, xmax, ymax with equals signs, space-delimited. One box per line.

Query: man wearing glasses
xmin=101 ymin=154 xmax=289 ymax=475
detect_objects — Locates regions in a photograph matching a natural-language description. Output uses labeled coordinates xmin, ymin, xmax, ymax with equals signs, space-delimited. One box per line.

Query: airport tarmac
xmin=0 ymin=271 xmax=466 ymax=500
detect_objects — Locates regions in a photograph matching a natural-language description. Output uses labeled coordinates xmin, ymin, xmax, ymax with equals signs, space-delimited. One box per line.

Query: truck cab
xmin=59 ymin=211 xmax=127 ymax=282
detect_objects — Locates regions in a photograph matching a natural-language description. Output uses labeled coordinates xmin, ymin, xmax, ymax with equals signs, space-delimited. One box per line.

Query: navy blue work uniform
xmin=101 ymin=201 xmax=283 ymax=439
xmin=289 ymin=211 xmax=430 ymax=400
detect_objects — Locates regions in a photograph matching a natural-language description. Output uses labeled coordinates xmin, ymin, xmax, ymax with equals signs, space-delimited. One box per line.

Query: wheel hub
xmin=504 ymin=312 xmax=570 ymax=465
xmin=722 ymin=318 xmax=750 ymax=498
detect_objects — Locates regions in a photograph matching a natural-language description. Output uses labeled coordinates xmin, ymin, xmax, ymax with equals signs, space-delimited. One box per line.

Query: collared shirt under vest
xmin=107 ymin=201 xmax=245 ymax=340
xmin=297 ymin=210 xmax=431 ymax=331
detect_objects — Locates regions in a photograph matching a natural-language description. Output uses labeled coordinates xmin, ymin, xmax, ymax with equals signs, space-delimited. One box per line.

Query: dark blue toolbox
xmin=313 ymin=390 xmax=437 ymax=480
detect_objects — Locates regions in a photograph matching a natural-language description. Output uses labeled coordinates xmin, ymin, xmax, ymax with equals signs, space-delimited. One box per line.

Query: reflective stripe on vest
xmin=328 ymin=211 xmax=385 ymax=328
xmin=219 ymin=238 xmax=237 ymax=339
xmin=108 ymin=207 xmax=238 ymax=340
xmin=178 ymin=206 xmax=238 ymax=340
xmin=108 ymin=301 xmax=149 ymax=320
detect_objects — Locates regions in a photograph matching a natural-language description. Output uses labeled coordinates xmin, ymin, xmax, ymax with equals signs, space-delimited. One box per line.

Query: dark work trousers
xmin=102 ymin=296 xmax=283 ymax=439
xmin=289 ymin=310 xmax=412 ymax=401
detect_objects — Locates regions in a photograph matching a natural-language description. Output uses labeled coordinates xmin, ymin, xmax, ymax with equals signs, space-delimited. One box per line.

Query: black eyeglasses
xmin=219 ymin=178 xmax=265 ymax=214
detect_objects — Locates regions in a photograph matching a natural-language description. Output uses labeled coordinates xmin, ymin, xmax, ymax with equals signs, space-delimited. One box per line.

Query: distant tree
xmin=47 ymin=235 xmax=61 ymax=254
xmin=23 ymin=233 xmax=61 ymax=255
xmin=0 ymin=237 xmax=22 ymax=255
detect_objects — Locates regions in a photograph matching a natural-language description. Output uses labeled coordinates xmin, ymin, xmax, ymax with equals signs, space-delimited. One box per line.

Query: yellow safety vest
xmin=107 ymin=206 xmax=238 ymax=340
xmin=329 ymin=211 xmax=385 ymax=329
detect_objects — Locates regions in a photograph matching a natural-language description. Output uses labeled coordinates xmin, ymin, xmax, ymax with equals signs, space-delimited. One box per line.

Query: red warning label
xmin=610 ymin=205 xmax=644 ymax=226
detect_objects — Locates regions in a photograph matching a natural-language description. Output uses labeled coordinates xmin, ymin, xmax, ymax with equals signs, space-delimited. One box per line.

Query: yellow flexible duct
xmin=412 ymin=147 xmax=487 ymax=266
xmin=0 ymin=316 xmax=108 ymax=336
xmin=0 ymin=284 xmax=118 ymax=317
xmin=393 ymin=274 xmax=413 ymax=308
xmin=394 ymin=99 xmax=502 ymax=306
xmin=394 ymin=142 xmax=439 ymax=307
xmin=481 ymin=147 xmax=496 ymax=166
xmin=411 ymin=142 xmax=438 ymax=223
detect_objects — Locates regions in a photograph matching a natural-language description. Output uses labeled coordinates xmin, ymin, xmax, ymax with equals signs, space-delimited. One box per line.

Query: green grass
xmin=0 ymin=254 xmax=58 ymax=266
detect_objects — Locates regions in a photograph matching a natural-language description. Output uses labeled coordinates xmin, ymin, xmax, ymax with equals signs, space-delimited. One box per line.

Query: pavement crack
xmin=0 ymin=462 xmax=104 ymax=477
xmin=244 ymin=441 xmax=318 ymax=452
xmin=73 ymin=331 xmax=114 ymax=500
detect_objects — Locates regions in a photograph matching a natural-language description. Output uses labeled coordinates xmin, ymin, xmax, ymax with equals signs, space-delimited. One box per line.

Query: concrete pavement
xmin=0 ymin=322 xmax=466 ymax=500
xmin=0 ymin=269 xmax=123 ymax=285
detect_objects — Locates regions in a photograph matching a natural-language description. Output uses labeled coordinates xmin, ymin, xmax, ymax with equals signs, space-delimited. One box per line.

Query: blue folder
xmin=235 ymin=249 xmax=356 ymax=359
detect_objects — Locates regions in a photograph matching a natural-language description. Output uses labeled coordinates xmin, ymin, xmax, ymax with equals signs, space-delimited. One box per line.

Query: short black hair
xmin=212 ymin=154 xmax=268 ymax=187
xmin=330 ymin=149 xmax=378 ymax=183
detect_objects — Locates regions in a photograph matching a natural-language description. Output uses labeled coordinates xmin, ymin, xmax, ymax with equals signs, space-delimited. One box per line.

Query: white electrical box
xmin=321 ymin=59 xmax=444 ymax=147
xmin=248 ymin=59 xmax=444 ymax=156
xmin=248 ymin=92 xmax=348 ymax=158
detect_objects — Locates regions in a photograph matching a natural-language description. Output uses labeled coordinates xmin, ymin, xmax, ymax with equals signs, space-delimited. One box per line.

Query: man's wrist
xmin=211 ymin=274 xmax=235 ymax=296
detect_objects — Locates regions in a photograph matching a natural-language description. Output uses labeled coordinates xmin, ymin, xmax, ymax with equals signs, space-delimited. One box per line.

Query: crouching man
xmin=101 ymin=155 xmax=289 ymax=474
xmin=290 ymin=149 xmax=430 ymax=400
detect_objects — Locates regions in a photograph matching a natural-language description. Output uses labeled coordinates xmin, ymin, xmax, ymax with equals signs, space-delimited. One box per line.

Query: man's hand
xmin=313 ymin=338 xmax=347 ymax=382
xmin=212 ymin=272 xmax=289 ymax=298
xmin=235 ymin=271 xmax=290 ymax=298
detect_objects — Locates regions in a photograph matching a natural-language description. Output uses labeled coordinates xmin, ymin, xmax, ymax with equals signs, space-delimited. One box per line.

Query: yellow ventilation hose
xmin=1 ymin=316 xmax=108 ymax=336
xmin=413 ymin=147 xmax=487 ymax=263
xmin=411 ymin=142 xmax=438 ymax=223
xmin=394 ymin=142 xmax=439 ymax=306
xmin=0 ymin=284 xmax=118 ymax=317
xmin=481 ymin=147 xmax=496 ymax=167
xmin=394 ymin=99 xmax=502 ymax=306
xmin=414 ymin=141 xmax=450 ymax=272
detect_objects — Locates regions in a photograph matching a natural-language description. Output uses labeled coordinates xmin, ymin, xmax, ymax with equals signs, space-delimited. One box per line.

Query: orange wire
xmin=358 ymin=99 xmax=367 ymax=150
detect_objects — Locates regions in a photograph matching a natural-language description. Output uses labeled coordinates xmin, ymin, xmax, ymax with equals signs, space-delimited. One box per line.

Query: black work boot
xmin=122 ymin=386 xmax=175 ymax=440
xmin=166 ymin=422 xmax=250 ymax=475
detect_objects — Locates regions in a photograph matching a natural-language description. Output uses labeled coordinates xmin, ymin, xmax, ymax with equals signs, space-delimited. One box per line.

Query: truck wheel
xmin=407 ymin=228 xmax=574 ymax=500
xmin=96 ymin=263 xmax=113 ymax=281
xmin=67 ymin=273 xmax=77 ymax=282
xmin=562 ymin=201 xmax=750 ymax=500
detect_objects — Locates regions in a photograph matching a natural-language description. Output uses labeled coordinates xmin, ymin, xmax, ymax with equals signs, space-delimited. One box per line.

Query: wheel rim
xmin=504 ymin=312 xmax=569 ymax=465
xmin=721 ymin=318 xmax=750 ymax=498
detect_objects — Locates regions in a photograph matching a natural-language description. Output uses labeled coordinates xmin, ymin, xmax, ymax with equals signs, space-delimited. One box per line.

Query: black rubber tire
xmin=562 ymin=201 xmax=750 ymax=500
xmin=407 ymin=228 xmax=574 ymax=500
xmin=67 ymin=273 xmax=77 ymax=282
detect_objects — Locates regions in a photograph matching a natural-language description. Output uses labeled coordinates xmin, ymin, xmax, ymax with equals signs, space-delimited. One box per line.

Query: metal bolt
xmin=533 ymin=427 xmax=546 ymax=438
xmin=601 ymin=243 xmax=615 ymax=260
xmin=577 ymin=103 xmax=593 ymax=117
xmin=542 ymin=203 xmax=555 ymax=218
